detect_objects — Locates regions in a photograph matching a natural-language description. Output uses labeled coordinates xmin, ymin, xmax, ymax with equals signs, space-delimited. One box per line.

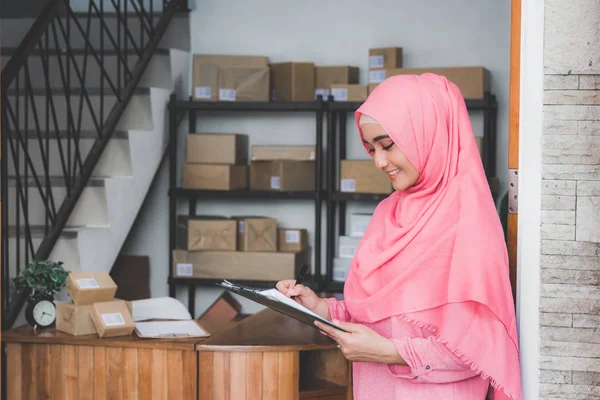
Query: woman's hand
xmin=314 ymin=320 xmax=407 ymax=365
xmin=276 ymin=280 xmax=331 ymax=321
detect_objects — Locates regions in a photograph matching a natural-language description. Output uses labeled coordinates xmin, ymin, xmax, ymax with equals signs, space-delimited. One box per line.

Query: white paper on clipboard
xmin=134 ymin=320 xmax=211 ymax=338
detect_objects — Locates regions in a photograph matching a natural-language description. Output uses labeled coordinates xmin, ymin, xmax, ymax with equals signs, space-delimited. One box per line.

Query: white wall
xmin=122 ymin=0 xmax=511 ymax=317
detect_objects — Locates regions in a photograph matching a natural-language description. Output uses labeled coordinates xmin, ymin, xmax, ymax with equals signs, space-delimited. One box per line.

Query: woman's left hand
xmin=314 ymin=320 xmax=407 ymax=365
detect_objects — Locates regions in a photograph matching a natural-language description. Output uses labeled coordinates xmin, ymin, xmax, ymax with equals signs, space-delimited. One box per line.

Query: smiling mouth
xmin=387 ymin=168 xmax=401 ymax=179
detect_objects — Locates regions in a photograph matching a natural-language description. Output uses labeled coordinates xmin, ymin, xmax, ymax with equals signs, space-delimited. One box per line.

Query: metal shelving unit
xmin=166 ymin=91 xmax=498 ymax=314
xmin=167 ymin=95 xmax=326 ymax=317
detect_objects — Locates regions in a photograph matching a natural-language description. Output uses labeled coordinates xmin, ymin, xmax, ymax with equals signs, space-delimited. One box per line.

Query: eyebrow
xmin=363 ymin=134 xmax=390 ymax=144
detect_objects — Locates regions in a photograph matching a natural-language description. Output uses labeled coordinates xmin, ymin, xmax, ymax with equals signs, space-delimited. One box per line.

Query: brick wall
xmin=540 ymin=0 xmax=600 ymax=397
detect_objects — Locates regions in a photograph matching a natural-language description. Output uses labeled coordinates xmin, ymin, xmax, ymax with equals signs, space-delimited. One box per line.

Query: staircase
xmin=1 ymin=0 xmax=191 ymax=328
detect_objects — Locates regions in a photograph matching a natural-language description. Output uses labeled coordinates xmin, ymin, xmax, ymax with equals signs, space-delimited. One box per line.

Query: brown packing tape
xmin=247 ymin=221 xmax=276 ymax=251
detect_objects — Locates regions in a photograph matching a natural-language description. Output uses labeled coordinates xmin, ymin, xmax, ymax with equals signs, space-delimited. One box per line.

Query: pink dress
xmin=326 ymin=299 xmax=490 ymax=400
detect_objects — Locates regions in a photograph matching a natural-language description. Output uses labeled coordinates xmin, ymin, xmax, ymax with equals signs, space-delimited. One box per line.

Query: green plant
xmin=13 ymin=260 xmax=69 ymax=301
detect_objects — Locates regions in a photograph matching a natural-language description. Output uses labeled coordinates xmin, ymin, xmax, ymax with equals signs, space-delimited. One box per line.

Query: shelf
xmin=169 ymin=276 xmax=319 ymax=291
xmin=170 ymin=188 xmax=318 ymax=200
xmin=322 ymin=281 xmax=345 ymax=293
xmin=330 ymin=191 xmax=390 ymax=202
xmin=328 ymin=97 xmax=495 ymax=112
xmin=175 ymin=100 xmax=323 ymax=112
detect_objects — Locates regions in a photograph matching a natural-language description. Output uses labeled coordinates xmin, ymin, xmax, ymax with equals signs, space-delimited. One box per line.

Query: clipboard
xmin=216 ymin=280 xmax=348 ymax=333
xmin=134 ymin=319 xmax=212 ymax=339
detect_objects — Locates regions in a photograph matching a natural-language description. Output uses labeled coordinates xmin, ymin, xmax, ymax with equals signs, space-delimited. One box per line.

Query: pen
xmin=294 ymin=264 xmax=309 ymax=286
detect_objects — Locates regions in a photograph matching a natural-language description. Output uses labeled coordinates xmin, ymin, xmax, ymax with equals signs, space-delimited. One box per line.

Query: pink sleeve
xmin=387 ymin=336 xmax=481 ymax=383
xmin=324 ymin=298 xmax=351 ymax=322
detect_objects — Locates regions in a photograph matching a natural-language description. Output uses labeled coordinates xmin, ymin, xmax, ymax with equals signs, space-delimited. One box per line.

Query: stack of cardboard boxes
xmin=56 ymin=271 xmax=135 ymax=337
xmin=182 ymin=133 xmax=249 ymax=190
xmin=176 ymin=132 xmax=312 ymax=282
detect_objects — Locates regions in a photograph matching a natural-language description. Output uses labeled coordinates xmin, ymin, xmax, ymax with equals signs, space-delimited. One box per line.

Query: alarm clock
xmin=25 ymin=298 xmax=57 ymax=328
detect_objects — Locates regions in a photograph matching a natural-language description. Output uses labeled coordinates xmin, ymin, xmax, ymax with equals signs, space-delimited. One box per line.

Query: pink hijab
xmin=345 ymin=74 xmax=522 ymax=400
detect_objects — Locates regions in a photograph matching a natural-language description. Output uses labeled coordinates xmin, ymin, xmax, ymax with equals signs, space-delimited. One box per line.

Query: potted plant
xmin=13 ymin=260 xmax=70 ymax=328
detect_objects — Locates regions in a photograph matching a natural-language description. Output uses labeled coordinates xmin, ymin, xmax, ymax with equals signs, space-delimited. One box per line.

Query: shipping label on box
xmin=250 ymin=160 xmax=315 ymax=191
xmin=177 ymin=216 xmax=237 ymax=251
xmin=186 ymin=133 xmax=248 ymax=165
xmin=330 ymin=84 xmax=368 ymax=102
xmin=270 ymin=62 xmax=315 ymax=101
xmin=182 ymin=164 xmax=248 ymax=190
xmin=66 ymin=271 xmax=117 ymax=306
xmin=340 ymin=160 xmax=392 ymax=194
xmin=251 ymin=145 xmax=316 ymax=161
xmin=233 ymin=216 xmax=277 ymax=252
xmin=56 ymin=302 xmax=97 ymax=336
xmin=89 ymin=300 xmax=135 ymax=338
xmin=278 ymin=228 xmax=308 ymax=252
xmin=172 ymin=249 xmax=310 ymax=281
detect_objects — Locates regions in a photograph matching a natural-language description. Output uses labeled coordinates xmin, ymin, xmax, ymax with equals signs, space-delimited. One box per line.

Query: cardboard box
xmin=172 ymin=248 xmax=310 ymax=281
xmin=315 ymin=66 xmax=359 ymax=99
xmin=340 ymin=160 xmax=392 ymax=194
xmin=350 ymin=213 xmax=372 ymax=237
xmin=233 ymin=216 xmax=277 ymax=252
xmin=56 ymin=302 xmax=96 ymax=336
xmin=217 ymin=66 xmax=270 ymax=102
xmin=333 ymin=258 xmax=353 ymax=282
xmin=177 ymin=216 xmax=237 ymax=251
xmin=182 ymin=163 xmax=248 ymax=190
xmin=338 ymin=235 xmax=361 ymax=258
xmin=278 ymin=228 xmax=308 ymax=252
xmin=186 ymin=133 xmax=249 ymax=164
xmin=90 ymin=300 xmax=135 ymax=338
xmin=192 ymin=54 xmax=269 ymax=101
xmin=270 ymin=62 xmax=315 ymax=101
xmin=367 ymin=67 xmax=491 ymax=99
xmin=330 ymin=84 xmax=368 ymax=102
xmin=198 ymin=291 xmax=242 ymax=322
xmin=250 ymin=160 xmax=315 ymax=191
xmin=251 ymin=145 xmax=316 ymax=161
xmin=368 ymin=47 xmax=403 ymax=70
xmin=66 ymin=271 xmax=117 ymax=306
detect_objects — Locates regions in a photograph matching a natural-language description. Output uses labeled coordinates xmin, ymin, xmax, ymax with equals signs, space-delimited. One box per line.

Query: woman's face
xmin=361 ymin=123 xmax=420 ymax=192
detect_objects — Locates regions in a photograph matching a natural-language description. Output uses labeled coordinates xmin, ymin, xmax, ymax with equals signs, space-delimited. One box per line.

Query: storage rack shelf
xmin=167 ymin=92 xmax=498 ymax=316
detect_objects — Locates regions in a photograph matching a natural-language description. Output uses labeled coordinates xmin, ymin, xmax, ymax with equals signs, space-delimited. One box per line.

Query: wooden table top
xmin=196 ymin=309 xmax=337 ymax=352
xmin=2 ymin=309 xmax=337 ymax=352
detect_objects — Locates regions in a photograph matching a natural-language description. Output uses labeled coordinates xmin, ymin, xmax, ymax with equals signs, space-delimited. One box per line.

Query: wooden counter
xmin=2 ymin=309 xmax=353 ymax=400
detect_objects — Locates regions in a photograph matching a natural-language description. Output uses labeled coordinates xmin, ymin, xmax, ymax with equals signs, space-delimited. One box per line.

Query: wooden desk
xmin=2 ymin=309 xmax=352 ymax=400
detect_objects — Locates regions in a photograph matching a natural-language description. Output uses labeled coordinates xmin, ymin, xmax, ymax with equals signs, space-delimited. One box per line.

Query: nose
xmin=374 ymin=149 xmax=389 ymax=170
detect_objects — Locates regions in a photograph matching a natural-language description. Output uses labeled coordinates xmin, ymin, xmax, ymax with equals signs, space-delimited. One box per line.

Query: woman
xmin=277 ymin=73 xmax=522 ymax=400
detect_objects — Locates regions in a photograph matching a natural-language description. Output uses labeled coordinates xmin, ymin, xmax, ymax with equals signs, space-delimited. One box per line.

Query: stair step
xmin=8 ymin=225 xmax=80 ymax=239
xmin=6 ymin=176 xmax=105 ymax=188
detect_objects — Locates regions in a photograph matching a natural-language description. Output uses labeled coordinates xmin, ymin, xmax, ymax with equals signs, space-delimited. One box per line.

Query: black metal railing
xmin=1 ymin=0 xmax=188 ymax=329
